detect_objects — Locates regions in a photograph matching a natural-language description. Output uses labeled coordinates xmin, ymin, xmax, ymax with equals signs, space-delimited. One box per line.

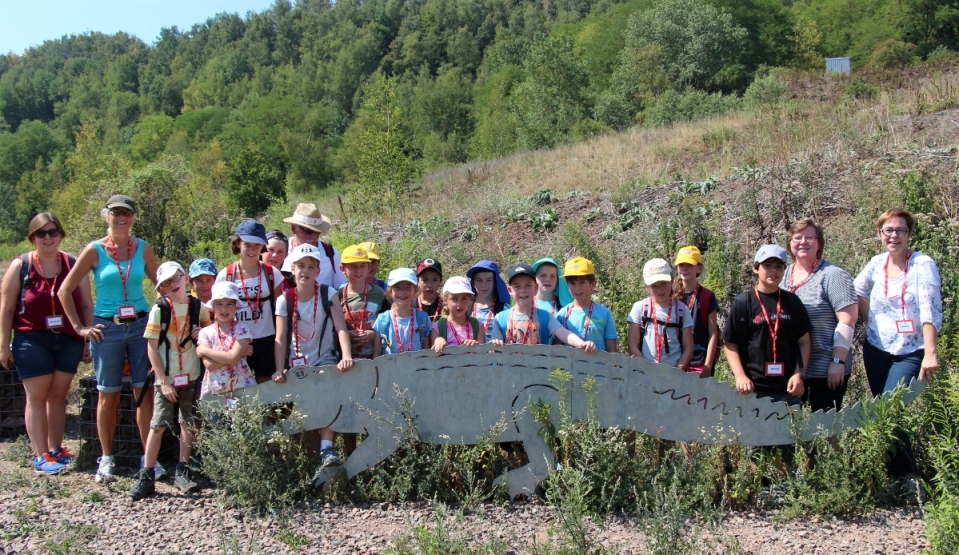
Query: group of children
xmin=128 ymin=205 xmax=813 ymax=500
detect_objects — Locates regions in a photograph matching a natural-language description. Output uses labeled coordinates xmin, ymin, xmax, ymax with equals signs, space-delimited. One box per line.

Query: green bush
xmin=869 ymin=40 xmax=917 ymax=69
xmin=645 ymin=90 xmax=742 ymax=127
xmin=743 ymin=74 xmax=786 ymax=109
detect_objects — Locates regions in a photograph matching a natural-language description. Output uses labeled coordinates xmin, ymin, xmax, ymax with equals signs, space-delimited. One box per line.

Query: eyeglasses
xmin=790 ymin=235 xmax=817 ymax=244
xmin=880 ymin=228 xmax=909 ymax=237
xmin=160 ymin=274 xmax=185 ymax=288
xmin=110 ymin=209 xmax=134 ymax=217
xmin=34 ymin=228 xmax=61 ymax=239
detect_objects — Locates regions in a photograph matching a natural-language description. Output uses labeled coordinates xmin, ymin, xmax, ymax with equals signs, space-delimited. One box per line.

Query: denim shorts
xmin=90 ymin=315 xmax=150 ymax=392
xmin=12 ymin=330 xmax=84 ymax=380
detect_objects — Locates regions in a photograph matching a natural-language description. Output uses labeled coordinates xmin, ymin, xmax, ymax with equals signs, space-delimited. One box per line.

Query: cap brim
xmin=756 ymin=256 xmax=786 ymax=265
xmin=643 ymin=274 xmax=673 ymax=285
xmin=238 ymin=235 xmax=267 ymax=245
xmin=206 ymin=298 xmax=247 ymax=309
xmin=283 ymin=216 xmax=331 ymax=234
xmin=508 ymin=272 xmax=536 ymax=283
xmin=189 ymin=271 xmax=215 ymax=279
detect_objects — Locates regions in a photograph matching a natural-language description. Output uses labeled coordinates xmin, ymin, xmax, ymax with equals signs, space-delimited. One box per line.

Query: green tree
xmin=225 ymin=142 xmax=286 ymax=217
xmin=128 ymin=114 xmax=175 ymax=163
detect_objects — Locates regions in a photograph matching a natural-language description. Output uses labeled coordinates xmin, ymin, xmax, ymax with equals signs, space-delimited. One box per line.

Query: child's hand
xmin=244 ymin=344 xmax=254 ymax=357
xmin=349 ymin=329 xmax=375 ymax=345
xmin=191 ymin=328 xmax=201 ymax=341
xmin=160 ymin=383 xmax=178 ymax=403
xmin=272 ymin=369 xmax=287 ymax=384
xmin=338 ymin=358 xmax=354 ymax=372
xmin=735 ymin=375 xmax=754 ymax=395
xmin=432 ymin=338 xmax=447 ymax=354
xmin=196 ymin=345 xmax=208 ymax=357
xmin=463 ymin=339 xmax=479 ymax=347
xmin=786 ymin=373 xmax=804 ymax=397
xmin=581 ymin=341 xmax=597 ymax=354
xmin=489 ymin=339 xmax=504 ymax=347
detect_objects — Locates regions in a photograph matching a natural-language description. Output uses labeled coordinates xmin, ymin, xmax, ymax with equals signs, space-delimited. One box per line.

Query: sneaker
xmin=94 ymin=456 xmax=116 ymax=483
xmin=174 ymin=465 xmax=199 ymax=493
xmin=128 ymin=468 xmax=155 ymax=500
xmin=52 ymin=446 xmax=75 ymax=465
xmin=141 ymin=456 xmax=168 ymax=480
xmin=34 ymin=453 xmax=66 ymax=476
xmin=320 ymin=447 xmax=342 ymax=467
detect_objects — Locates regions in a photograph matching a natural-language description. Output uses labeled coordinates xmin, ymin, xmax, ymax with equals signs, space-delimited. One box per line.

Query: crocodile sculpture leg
xmin=495 ymin=387 xmax=557 ymax=499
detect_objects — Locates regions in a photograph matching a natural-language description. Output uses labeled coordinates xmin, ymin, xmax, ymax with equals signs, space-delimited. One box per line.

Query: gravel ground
xmin=0 ymin=445 xmax=930 ymax=555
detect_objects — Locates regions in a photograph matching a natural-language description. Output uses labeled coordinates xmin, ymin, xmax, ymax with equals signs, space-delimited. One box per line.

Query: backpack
xmin=636 ymin=299 xmax=684 ymax=355
xmin=437 ymin=316 xmax=480 ymax=345
xmin=319 ymin=241 xmax=339 ymax=280
xmin=283 ymin=285 xmax=337 ymax=368
xmin=693 ymin=287 xmax=712 ymax=329
xmin=226 ymin=261 xmax=277 ymax=318
xmin=155 ymin=295 xmax=203 ymax=377
xmin=19 ymin=252 xmax=75 ymax=315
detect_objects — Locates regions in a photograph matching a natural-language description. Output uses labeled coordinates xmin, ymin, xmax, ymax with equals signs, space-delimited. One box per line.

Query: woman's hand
xmin=78 ymin=324 xmax=106 ymax=343
xmin=920 ymin=352 xmax=939 ymax=382
xmin=0 ymin=348 xmax=13 ymax=370
xmin=827 ymin=362 xmax=846 ymax=389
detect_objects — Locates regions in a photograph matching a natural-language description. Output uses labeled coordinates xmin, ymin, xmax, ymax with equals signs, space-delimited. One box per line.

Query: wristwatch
xmin=831 ymin=358 xmax=846 ymax=365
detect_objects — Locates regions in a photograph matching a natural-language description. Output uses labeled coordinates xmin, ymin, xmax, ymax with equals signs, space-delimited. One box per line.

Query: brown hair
xmin=877 ymin=208 xmax=915 ymax=234
xmin=27 ymin=212 xmax=67 ymax=243
xmin=786 ymin=217 xmax=825 ymax=260
xmin=231 ymin=237 xmax=265 ymax=255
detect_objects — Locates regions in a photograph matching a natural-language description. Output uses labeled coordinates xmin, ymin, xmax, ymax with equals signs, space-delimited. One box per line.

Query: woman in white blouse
xmin=855 ymin=208 xmax=942 ymax=476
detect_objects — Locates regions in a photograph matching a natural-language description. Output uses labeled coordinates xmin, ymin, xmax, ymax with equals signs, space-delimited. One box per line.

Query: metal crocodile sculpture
xmin=203 ymin=345 xmax=926 ymax=500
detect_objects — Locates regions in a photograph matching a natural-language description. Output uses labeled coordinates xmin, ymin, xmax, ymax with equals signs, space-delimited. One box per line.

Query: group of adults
xmin=0 ymin=195 xmax=943 ymax=479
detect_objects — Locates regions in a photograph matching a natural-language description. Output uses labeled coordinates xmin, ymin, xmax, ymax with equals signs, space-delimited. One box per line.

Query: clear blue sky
xmin=1 ymin=0 xmax=279 ymax=55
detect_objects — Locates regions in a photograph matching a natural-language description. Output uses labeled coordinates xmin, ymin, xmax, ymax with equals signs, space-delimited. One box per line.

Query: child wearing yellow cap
xmin=338 ymin=245 xmax=385 ymax=361
xmin=673 ymin=246 xmax=719 ymax=377
xmin=555 ymin=257 xmax=618 ymax=352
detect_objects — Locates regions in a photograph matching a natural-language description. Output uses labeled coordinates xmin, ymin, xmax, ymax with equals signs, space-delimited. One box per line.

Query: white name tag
xmin=765 ymin=362 xmax=785 ymax=377
xmin=172 ymin=374 xmax=190 ymax=388
xmin=46 ymin=315 xmax=63 ymax=329
xmin=118 ymin=305 xmax=137 ymax=318
xmin=225 ymin=397 xmax=237 ymax=410
xmin=895 ymin=319 xmax=916 ymax=334
xmin=290 ymin=356 xmax=307 ymax=368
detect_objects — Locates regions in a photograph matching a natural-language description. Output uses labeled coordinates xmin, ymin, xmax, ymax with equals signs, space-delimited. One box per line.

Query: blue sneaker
xmin=34 ymin=453 xmax=66 ymax=475
xmin=51 ymin=446 xmax=75 ymax=465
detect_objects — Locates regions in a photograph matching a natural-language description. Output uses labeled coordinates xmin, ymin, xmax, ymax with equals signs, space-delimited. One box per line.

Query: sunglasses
xmin=34 ymin=228 xmax=61 ymax=239
xmin=110 ymin=208 xmax=134 ymax=217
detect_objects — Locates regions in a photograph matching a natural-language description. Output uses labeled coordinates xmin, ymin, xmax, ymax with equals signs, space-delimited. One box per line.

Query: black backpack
xmin=135 ymin=295 xmax=202 ymax=408
xmin=636 ymin=299 xmax=683 ymax=356
xmin=19 ymin=252 xmax=75 ymax=315
xmin=283 ymin=285 xmax=338 ymax=368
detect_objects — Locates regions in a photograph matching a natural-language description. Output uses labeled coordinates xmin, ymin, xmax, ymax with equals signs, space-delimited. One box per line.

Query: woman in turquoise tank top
xmin=58 ymin=194 xmax=159 ymax=484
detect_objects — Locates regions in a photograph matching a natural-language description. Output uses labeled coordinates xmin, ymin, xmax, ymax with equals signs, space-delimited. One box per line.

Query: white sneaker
xmin=95 ymin=456 xmax=116 ymax=483
xmin=141 ymin=456 xmax=167 ymax=480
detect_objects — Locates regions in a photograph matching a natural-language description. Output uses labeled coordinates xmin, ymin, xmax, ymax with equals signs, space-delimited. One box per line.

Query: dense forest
xmin=0 ymin=0 xmax=956 ymax=247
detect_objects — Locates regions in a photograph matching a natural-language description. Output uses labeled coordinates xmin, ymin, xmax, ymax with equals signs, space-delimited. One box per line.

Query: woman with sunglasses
xmin=0 ymin=213 xmax=93 ymax=474
xmin=854 ymin=208 xmax=942 ymax=477
xmin=58 ymin=194 xmax=159 ymax=484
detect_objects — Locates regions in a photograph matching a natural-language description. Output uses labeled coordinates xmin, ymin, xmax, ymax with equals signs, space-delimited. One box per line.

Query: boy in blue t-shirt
xmin=556 ymin=257 xmax=618 ymax=352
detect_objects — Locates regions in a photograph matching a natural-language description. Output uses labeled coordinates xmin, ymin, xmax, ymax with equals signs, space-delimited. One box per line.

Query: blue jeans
xmin=12 ymin=330 xmax=84 ymax=379
xmin=91 ymin=315 xmax=150 ymax=392
xmin=862 ymin=340 xmax=922 ymax=477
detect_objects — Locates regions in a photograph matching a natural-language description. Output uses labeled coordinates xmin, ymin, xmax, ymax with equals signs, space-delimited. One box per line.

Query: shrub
xmin=645 ymin=90 xmax=741 ymax=127
xmin=869 ymin=40 xmax=917 ymax=69
xmin=844 ymin=79 xmax=878 ymax=100
xmin=743 ymin=74 xmax=786 ymax=109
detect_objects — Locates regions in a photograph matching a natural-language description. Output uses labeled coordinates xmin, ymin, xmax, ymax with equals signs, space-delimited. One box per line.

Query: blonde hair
xmin=27 ymin=212 xmax=67 ymax=242
xmin=877 ymin=208 xmax=915 ymax=234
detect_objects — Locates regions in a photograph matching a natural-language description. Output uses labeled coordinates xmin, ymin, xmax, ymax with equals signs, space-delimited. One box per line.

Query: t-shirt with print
xmin=214 ymin=264 xmax=284 ymax=340
xmin=373 ymin=309 xmax=432 ymax=355
xmin=721 ymin=288 xmax=812 ymax=395
xmin=432 ymin=317 xmax=483 ymax=347
xmin=198 ymin=322 xmax=257 ymax=397
xmin=854 ymin=251 xmax=943 ymax=356
xmin=473 ymin=301 xmax=510 ymax=343
xmin=556 ymin=302 xmax=618 ymax=351
xmin=627 ymin=299 xmax=693 ymax=368
xmin=143 ymin=300 xmax=212 ymax=381
xmin=784 ymin=261 xmax=856 ymax=379
xmin=680 ymin=287 xmax=720 ymax=366
xmin=490 ymin=307 xmax=562 ymax=345
xmin=340 ymin=283 xmax=388 ymax=359
xmin=275 ymin=287 xmax=339 ymax=367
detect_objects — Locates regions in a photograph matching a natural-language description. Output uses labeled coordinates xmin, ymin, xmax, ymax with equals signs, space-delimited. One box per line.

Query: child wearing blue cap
xmin=466 ymin=260 xmax=511 ymax=343
xmin=189 ymin=258 xmax=217 ymax=305
xmin=373 ymin=268 xmax=436 ymax=355
xmin=532 ymin=258 xmax=572 ymax=316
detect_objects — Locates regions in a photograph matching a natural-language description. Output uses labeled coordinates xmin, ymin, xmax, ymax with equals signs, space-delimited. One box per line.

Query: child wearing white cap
xmin=195 ymin=282 xmax=256 ymax=400
xmin=431 ymin=276 xmax=485 ymax=353
xmin=627 ymin=258 xmax=693 ymax=369
xmin=372 ymin=268 xmax=436 ymax=355
xmin=722 ymin=245 xmax=811 ymax=404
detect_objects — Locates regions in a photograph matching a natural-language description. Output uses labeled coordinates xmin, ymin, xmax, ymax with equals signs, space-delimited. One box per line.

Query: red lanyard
xmin=292 ymin=284 xmax=319 ymax=356
xmin=563 ymin=302 xmax=594 ymax=339
xmin=418 ymin=297 xmax=443 ymax=322
xmin=390 ymin=308 xmax=415 ymax=352
xmin=236 ymin=262 xmax=263 ymax=321
xmin=215 ymin=321 xmax=238 ymax=393
xmin=685 ymin=285 xmax=699 ymax=313
xmin=33 ymin=251 xmax=61 ymax=314
xmin=754 ymin=287 xmax=782 ymax=362
xmin=344 ymin=283 xmax=370 ymax=330
xmin=167 ymin=300 xmax=186 ymax=373
xmin=651 ymin=299 xmax=673 ymax=363
xmin=787 ymin=259 xmax=821 ymax=293
xmin=506 ymin=307 xmax=535 ymax=345
xmin=884 ymin=251 xmax=912 ymax=320
xmin=473 ymin=301 xmax=495 ymax=334
xmin=448 ymin=318 xmax=472 ymax=346
xmin=107 ymin=236 xmax=134 ymax=304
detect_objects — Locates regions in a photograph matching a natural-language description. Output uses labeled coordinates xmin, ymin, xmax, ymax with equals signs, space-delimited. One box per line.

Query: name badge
xmin=765 ymin=362 xmax=785 ymax=377
xmin=895 ymin=319 xmax=916 ymax=334
xmin=46 ymin=315 xmax=63 ymax=329
xmin=225 ymin=397 xmax=237 ymax=410
xmin=290 ymin=356 xmax=307 ymax=368
xmin=172 ymin=374 xmax=190 ymax=388
xmin=117 ymin=305 xmax=137 ymax=318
